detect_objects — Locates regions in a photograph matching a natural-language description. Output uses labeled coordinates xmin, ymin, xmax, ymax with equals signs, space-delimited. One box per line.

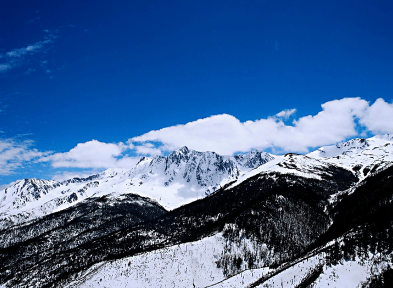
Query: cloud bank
xmin=132 ymin=97 xmax=380 ymax=155
xmin=1 ymin=97 xmax=393 ymax=178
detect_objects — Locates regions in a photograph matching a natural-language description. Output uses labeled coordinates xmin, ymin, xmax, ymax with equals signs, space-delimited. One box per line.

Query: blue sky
xmin=1 ymin=0 xmax=393 ymax=186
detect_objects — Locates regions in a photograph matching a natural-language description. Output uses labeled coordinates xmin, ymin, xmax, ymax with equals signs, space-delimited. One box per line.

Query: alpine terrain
xmin=0 ymin=134 xmax=393 ymax=287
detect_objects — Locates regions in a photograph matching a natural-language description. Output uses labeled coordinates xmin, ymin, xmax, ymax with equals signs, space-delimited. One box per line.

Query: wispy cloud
xmin=0 ymin=33 xmax=56 ymax=74
xmin=5 ymin=43 xmax=46 ymax=58
xmin=276 ymin=108 xmax=296 ymax=119
xmin=0 ymin=64 xmax=12 ymax=73
xmin=0 ymin=139 xmax=50 ymax=175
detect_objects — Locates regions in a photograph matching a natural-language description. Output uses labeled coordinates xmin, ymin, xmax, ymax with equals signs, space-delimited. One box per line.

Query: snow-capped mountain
xmin=0 ymin=147 xmax=273 ymax=228
xmin=308 ymin=134 xmax=393 ymax=179
xmin=2 ymin=134 xmax=393 ymax=230
xmin=0 ymin=146 xmax=358 ymax=288
xmin=227 ymin=153 xmax=350 ymax=190
xmin=1 ymin=135 xmax=393 ymax=288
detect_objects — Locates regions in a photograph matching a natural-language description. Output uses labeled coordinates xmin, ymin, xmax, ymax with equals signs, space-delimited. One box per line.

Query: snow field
xmin=256 ymin=254 xmax=324 ymax=288
xmin=227 ymin=154 xmax=339 ymax=191
xmin=0 ymin=148 xmax=271 ymax=228
xmin=2 ymin=135 xmax=392 ymax=228
xmin=208 ymin=267 xmax=271 ymax=288
xmin=255 ymin=251 xmax=393 ymax=288
xmin=311 ymin=252 xmax=393 ymax=288
xmin=66 ymin=234 xmax=228 ymax=288
xmin=311 ymin=259 xmax=372 ymax=287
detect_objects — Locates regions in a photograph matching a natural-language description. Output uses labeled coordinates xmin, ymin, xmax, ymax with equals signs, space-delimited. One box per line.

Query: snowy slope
xmin=64 ymin=234 xmax=228 ymax=288
xmin=1 ymin=135 xmax=393 ymax=288
xmin=227 ymin=134 xmax=393 ymax=192
xmin=1 ymin=134 xmax=392 ymax=229
xmin=227 ymin=153 xmax=344 ymax=190
xmin=253 ymin=251 xmax=392 ymax=288
xmin=308 ymin=134 xmax=393 ymax=179
xmin=63 ymin=236 xmax=392 ymax=288
xmin=209 ymin=267 xmax=270 ymax=288
xmin=0 ymin=148 xmax=273 ymax=228
xmin=64 ymin=233 xmax=274 ymax=288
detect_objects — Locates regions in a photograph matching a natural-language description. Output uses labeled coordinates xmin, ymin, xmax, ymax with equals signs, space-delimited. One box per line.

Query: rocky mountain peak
xmin=179 ymin=146 xmax=189 ymax=154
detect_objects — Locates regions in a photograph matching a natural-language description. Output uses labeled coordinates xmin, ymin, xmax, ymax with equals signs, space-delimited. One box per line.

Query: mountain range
xmin=0 ymin=148 xmax=273 ymax=229
xmin=0 ymin=134 xmax=393 ymax=287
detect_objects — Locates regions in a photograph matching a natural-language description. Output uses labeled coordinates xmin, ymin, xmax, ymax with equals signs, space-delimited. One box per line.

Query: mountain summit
xmin=1 ymin=135 xmax=392 ymax=230
xmin=0 ymin=147 xmax=274 ymax=228
xmin=0 ymin=135 xmax=393 ymax=288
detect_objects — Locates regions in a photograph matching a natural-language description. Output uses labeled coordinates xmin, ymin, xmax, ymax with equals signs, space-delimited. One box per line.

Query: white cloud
xmin=0 ymin=139 xmax=48 ymax=175
xmin=5 ymin=43 xmax=45 ymax=58
xmin=279 ymin=97 xmax=369 ymax=151
xmin=359 ymin=98 xmax=393 ymax=134
xmin=131 ymin=97 xmax=372 ymax=155
xmin=115 ymin=156 xmax=141 ymax=168
xmin=132 ymin=114 xmax=255 ymax=155
xmin=40 ymin=140 xmax=140 ymax=169
xmin=135 ymin=142 xmax=163 ymax=156
xmin=3 ymin=97 xmax=393 ymax=178
xmin=276 ymin=108 xmax=296 ymax=119
xmin=0 ymin=36 xmax=54 ymax=73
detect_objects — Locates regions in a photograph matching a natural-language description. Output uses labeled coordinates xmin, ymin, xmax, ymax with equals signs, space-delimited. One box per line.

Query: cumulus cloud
xmin=132 ymin=114 xmax=254 ymax=155
xmin=39 ymin=140 xmax=139 ymax=169
xmin=135 ymin=142 xmax=163 ymax=156
xmin=280 ymin=97 xmax=369 ymax=151
xmin=359 ymin=98 xmax=393 ymax=134
xmin=131 ymin=97 xmax=373 ymax=155
xmin=3 ymin=97 xmax=393 ymax=177
xmin=0 ymin=139 xmax=48 ymax=175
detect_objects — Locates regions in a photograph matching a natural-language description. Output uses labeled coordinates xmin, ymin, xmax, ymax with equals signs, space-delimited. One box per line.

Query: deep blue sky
xmin=1 ymin=0 xmax=393 ymax=184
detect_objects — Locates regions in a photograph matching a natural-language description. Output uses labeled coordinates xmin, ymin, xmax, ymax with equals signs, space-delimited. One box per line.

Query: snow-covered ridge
xmin=308 ymin=135 xmax=393 ymax=179
xmin=1 ymin=134 xmax=392 ymax=229
xmin=226 ymin=153 xmax=341 ymax=190
xmin=225 ymin=134 xmax=393 ymax=190
xmin=0 ymin=147 xmax=274 ymax=228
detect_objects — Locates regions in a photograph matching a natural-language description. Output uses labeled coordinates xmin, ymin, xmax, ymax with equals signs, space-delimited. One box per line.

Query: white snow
xmin=0 ymin=149 xmax=273 ymax=227
xmin=312 ymin=259 xmax=373 ymax=288
xmin=255 ymin=251 xmax=393 ymax=288
xmin=227 ymin=154 xmax=335 ymax=190
xmin=208 ymin=267 xmax=271 ymax=288
xmin=67 ymin=248 xmax=393 ymax=288
xmin=65 ymin=234 xmax=227 ymax=288
xmin=255 ymin=254 xmax=324 ymax=288
xmin=308 ymin=135 xmax=393 ymax=180
xmin=65 ymin=233 xmax=275 ymax=288
xmin=1 ymin=134 xmax=392 ymax=228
